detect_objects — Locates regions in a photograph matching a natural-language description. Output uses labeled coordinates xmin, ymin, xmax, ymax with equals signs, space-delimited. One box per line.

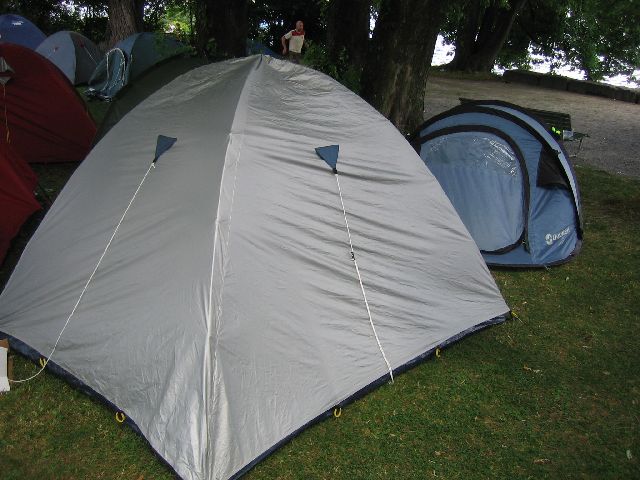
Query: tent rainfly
xmin=94 ymin=55 xmax=208 ymax=144
xmin=36 ymin=31 xmax=102 ymax=85
xmin=0 ymin=56 xmax=510 ymax=480
xmin=413 ymin=100 xmax=582 ymax=267
xmin=0 ymin=14 xmax=45 ymax=50
xmin=86 ymin=32 xmax=185 ymax=100
xmin=0 ymin=43 xmax=96 ymax=164
xmin=0 ymin=142 xmax=40 ymax=264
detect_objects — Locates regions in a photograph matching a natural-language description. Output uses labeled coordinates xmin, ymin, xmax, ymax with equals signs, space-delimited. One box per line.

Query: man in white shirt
xmin=281 ymin=20 xmax=305 ymax=63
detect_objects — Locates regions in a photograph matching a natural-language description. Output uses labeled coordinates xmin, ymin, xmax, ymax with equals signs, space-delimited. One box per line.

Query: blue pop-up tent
xmin=0 ymin=14 xmax=45 ymax=50
xmin=413 ymin=100 xmax=582 ymax=267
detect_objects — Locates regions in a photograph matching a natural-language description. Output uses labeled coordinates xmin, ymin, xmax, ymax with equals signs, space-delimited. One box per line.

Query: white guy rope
xmin=334 ymin=173 xmax=394 ymax=383
xmin=11 ymin=161 xmax=157 ymax=383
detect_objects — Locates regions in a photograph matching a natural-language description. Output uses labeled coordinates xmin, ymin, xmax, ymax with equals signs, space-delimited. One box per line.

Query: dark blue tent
xmin=246 ymin=39 xmax=280 ymax=58
xmin=87 ymin=32 xmax=185 ymax=100
xmin=0 ymin=14 xmax=45 ymax=50
xmin=413 ymin=100 xmax=582 ymax=267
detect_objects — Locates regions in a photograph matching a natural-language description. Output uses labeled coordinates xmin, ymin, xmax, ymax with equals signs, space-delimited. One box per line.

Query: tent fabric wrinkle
xmin=0 ymin=55 xmax=509 ymax=480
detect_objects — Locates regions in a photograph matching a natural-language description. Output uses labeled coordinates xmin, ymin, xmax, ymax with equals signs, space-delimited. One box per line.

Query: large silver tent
xmin=0 ymin=56 xmax=509 ymax=480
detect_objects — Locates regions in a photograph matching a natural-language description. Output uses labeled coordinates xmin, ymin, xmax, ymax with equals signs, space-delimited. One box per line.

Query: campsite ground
xmin=424 ymin=73 xmax=640 ymax=178
xmin=0 ymin=76 xmax=639 ymax=480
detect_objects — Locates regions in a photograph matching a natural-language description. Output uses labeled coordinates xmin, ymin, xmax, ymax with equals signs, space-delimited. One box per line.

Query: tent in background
xmin=0 ymin=142 xmax=40 ymax=264
xmin=246 ymin=38 xmax=280 ymax=58
xmin=86 ymin=32 xmax=186 ymax=100
xmin=0 ymin=56 xmax=509 ymax=480
xmin=0 ymin=43 xmax=96 ymax=164
xmin=36 ymin=31 xmax=102 ymax=85
xmin=413 ymin=100 xmax=582 ymax=267
xmin=0 ymin=14 xmax=45 ymax=50
xmin=94 ymin=55 xmax=208 ymax=143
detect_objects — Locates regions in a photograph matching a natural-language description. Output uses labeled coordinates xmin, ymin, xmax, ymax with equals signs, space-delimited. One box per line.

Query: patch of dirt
xmin=423 ymin=76 xmax=640 ymax=178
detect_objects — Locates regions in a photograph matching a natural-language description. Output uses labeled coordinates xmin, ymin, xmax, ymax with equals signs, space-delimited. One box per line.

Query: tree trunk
xmin=107 ymin=0 xmax=144 ymax=48
xmin=360 ymin=0 xmax=447 ymax=134
xmin=196 ymin=0 xmax=248 ymax=59
xmin=448 ymin=0 xmax=527 ymax=72
xmin=326 ymin=0 xmax=370 ymax=70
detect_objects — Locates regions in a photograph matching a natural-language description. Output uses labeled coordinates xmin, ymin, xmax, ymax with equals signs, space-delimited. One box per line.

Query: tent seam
xmin=202 ymin=56 xmax=260 ymax=477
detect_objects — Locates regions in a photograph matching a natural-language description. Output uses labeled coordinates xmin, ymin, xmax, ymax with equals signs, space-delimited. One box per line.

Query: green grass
xmin=1 ymin=163 xmax=639 ymax=479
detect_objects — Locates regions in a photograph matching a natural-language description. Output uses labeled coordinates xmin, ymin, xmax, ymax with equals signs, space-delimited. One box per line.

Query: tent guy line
xmin=316 ymin=144 xmax=394 ymax=383
xmin=10 ymin=135 xmax=176 ymax=384
xmin=335 ymin=172 xmax=394 ymax=383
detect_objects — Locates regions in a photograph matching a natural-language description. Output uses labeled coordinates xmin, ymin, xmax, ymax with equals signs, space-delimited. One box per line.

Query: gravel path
xmin=423 ymin=76 xmax=640 ymax=178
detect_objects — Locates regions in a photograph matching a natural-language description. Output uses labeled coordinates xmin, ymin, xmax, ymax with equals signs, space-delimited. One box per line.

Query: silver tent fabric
xmin=0 ymin=56 xmax=509 ymax=480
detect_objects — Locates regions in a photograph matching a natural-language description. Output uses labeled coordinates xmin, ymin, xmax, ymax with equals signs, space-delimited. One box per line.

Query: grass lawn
xmin=1 ymin=157 xmax=638 ymax=479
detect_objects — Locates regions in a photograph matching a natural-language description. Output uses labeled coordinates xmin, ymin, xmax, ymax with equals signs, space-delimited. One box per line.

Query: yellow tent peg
xmin=115 ymin=411 xmax=126 ymax=423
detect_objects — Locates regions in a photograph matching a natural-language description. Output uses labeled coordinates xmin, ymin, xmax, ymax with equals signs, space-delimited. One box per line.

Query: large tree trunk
xmin=196 ymin=0 xmax=248 ymax=59
xmin=360 ymin=0 xmax=447 ymax=134
xmin=326 ymin=0 xmax=370 ymax=71
xmin=107 ymin=0 xmax=144 ymax=48
xmin=448 ymin=0 xmax=527 ymax=72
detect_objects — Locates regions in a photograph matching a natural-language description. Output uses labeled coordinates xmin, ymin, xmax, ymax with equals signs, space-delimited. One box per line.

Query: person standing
xmin=281 ymin=20 xmax=305 ymax=63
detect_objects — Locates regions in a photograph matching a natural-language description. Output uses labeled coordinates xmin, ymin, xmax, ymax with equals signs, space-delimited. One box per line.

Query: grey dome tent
xmin=36 ymin=31 xmax=101 ymax=85
xmin=413 ymin=100 xmax=582 ymax=267
xmin=86 ymin=32 xmax=185 ymax=100
xmin=0 ymin=56 xmax=509 ymax=480
xmin=0 ymin=14 xmax=45 ymax=50
xmin=94 ymin=55 xmax=208 ymax=143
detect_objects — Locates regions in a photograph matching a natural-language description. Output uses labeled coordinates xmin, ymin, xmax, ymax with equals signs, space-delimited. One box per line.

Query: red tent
xmin=0 ymin=141 xmax=40 ymax=264
xmin=0 ymin=43 xmax=96 ymax=164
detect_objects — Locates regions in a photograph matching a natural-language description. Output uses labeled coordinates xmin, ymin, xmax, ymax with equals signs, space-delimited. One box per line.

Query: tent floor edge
xmin=0 ymin=331 xmax=182 ymax=480
xmin=1 ymin=312 xmax=508 ymax=480
xmin=227 ymin=311 xmax=510 ymax=480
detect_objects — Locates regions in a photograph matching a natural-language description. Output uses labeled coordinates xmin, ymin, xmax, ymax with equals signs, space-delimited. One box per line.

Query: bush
xmin=302 ymin=40 xmax=362 ymax=94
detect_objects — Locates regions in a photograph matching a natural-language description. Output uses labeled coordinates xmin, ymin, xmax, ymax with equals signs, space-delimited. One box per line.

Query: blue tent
xmin=87 ymin=32 xmax=185 ymax=100
xmin=413 ymin=100 xmax=582 ymax=267
xmin=0 ymin=14 xmax=45 ymax=50
xmin=246 ymin=38 xmax=280 ymax=58
xmin=36 ymin=31 xmax=102 ymax=85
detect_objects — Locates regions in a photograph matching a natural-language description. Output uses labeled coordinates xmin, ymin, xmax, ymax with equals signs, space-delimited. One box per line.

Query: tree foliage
xmin=500 ymin=0 xmax=640 ymax=81
xmin=13 ymin=0 xmax=637 ymax=136
xmin=195 ymin=0 xmax=248 ymax=58
xmin=325 ymin=0 xmax=370 ymax=71
xmin=443 ymin=0 xmax=527 ymax=72
xmin=247 ymin=0 xmax=326 ymax=54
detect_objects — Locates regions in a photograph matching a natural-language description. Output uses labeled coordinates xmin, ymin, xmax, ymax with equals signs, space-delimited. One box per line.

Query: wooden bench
xmin=458 ymin=98 xmax=588 ymax=155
